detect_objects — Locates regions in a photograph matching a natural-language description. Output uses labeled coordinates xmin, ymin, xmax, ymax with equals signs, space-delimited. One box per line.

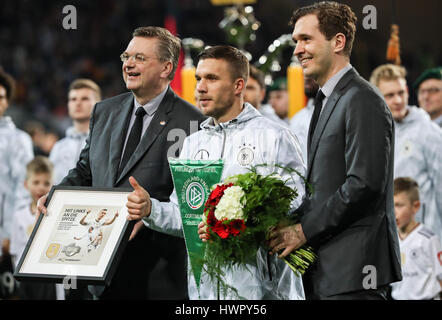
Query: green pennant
xmin=168 ymin=158 xmax=224 ymax=293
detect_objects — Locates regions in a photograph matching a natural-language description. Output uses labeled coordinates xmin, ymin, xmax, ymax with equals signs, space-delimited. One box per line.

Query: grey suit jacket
xmin=61 ymin=87 xmax=206 ymax=195
xmin=59 ymin=87 xmax=206 ymax=298
xmin=298 ymin=68 xmax=402 ymax=297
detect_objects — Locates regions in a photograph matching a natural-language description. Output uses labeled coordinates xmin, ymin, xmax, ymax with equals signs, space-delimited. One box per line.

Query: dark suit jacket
xmin=60 ymin=87 xmax=206 ymax=298
xmin=298 ymin=68 xmax=402 ymax=297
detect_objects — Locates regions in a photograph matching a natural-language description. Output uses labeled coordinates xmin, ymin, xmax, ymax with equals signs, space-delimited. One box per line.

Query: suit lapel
xmin=110 ymin=94 xmax=134 ymax=185
xmin=306 ymin=68 xmax=358 ymax=179
xmin=116 ymin=87 xmax=175 ymax=184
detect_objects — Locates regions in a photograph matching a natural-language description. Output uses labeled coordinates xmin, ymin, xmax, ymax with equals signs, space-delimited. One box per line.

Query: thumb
xmin=129 ymin=176 xmax=142 ymax=191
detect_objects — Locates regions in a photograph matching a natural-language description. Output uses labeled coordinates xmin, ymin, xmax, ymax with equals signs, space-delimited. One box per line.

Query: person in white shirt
xmin=10 ymin=156 xmax=62 ymax=299
xmin=267 ymin=77 xmax=290 ymax=125
xmin=370 ymin=64 xmax=442 ymax=241
xmin=414 ymin=66 xmax=442 ymax=127
xmin=0 ymin=69 xmax=34 ymax=262
xmin=391 ymin=177 xmax=442 ymax=300
xmin=289 ymin=77 xmax=319 ymax=163
xmin=244 ymin=65 xmax=288 ymax=127
xmin=49 ymin=79 xmax=101 ymax=184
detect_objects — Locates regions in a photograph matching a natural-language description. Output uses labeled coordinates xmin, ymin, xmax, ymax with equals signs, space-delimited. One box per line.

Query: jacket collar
xmin=306 ymin=68 xmax=358 ymax=180
xmin=200 ymin=102 xmax=260 ymax=131
xmin=112 ymin=86 xmax=175 ymax=185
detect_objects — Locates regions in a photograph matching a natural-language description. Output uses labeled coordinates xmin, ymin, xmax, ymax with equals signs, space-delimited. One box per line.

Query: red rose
xmin=212 ymin=220 xmax=230 ymax=239
xmin=205 ymin=183 xmax=234 ymax=208
xmin=227 ymin=219 xmax=246 ymax=236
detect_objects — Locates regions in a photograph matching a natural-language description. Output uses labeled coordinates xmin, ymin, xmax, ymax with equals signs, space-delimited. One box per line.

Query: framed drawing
xmin=14 ymin=186 xmax=133 ymax=286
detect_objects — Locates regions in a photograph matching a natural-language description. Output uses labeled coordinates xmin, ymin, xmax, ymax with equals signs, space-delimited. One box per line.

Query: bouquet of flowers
xmin=202 ymin=166 xmax=316 ymax=296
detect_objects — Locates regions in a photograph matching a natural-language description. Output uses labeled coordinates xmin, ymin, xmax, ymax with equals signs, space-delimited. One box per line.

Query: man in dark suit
xmin=268 ymin=1 xmax=402 ymax=299
xmin=38 ymin=26 xmax=206 ymax=299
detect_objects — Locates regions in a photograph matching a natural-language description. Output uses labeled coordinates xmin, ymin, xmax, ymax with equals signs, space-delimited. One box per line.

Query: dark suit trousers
xmin=99 ymin=227 xmax=188 ymax=300
xmin=304 ymin=282 xmax=389 ymax=300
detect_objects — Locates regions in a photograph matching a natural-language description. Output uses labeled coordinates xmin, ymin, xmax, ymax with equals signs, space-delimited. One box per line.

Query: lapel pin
xmin=160 ymin=121 xmax=166 ymax=126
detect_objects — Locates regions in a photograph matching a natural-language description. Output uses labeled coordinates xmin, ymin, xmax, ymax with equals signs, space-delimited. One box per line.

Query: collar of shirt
xmin=133 ymin=86 xmax=168 ymax=117
xmin=120 ymin=86 xmax=168 ymax=164
xmin=319 ymin=63 xmax=353 ymax=108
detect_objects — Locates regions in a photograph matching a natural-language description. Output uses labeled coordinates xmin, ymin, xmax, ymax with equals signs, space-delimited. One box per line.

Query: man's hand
xmin=198 ymin=221 xmax=209 ymax=242
xmin=126 ymin=176 xmax=152 ymax=221
xmin=268 ymin=223 xmax=307 ymax=258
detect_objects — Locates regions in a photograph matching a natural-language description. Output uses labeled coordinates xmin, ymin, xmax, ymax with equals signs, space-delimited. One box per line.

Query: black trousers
xmin=98 ymin=227 xmax=188 ymax=300
xmin=305 ymin=285 xmax=389 ymax=300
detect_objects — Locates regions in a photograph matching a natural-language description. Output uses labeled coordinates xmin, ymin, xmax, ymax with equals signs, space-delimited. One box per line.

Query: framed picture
xmin=14 ymin=186 xmax=133 ymax=286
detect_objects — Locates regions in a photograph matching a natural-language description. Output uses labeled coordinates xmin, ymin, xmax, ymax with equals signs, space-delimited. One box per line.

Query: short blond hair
xmin=370 ymin=64 xmax=407 ymax=87
xmin=69 ymin=78 xmax=101 ymax=100
xmin=26 ymin=156 xmax=53 ymax=179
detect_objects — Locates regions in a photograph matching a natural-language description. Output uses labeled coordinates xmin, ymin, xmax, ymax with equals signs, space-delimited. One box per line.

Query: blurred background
xmin=1 ymin=0 xmax=441 ymax=143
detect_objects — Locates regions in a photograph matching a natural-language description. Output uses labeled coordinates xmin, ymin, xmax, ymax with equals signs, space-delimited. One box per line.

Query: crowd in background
xmin=0 ymin=0 xmax=441 ymax=301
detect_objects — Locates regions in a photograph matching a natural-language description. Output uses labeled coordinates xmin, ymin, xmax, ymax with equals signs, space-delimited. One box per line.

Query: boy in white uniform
xmin=391 ymin=177 xmax=442 ymax=300
xmin=10 ymin=156 xmax=62 ymax=299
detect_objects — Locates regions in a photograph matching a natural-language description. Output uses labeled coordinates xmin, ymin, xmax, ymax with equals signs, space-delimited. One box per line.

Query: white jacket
xmin=394 ymin=106 xmax=442 ymax=241
xmin=144 ymin=103 xmax=306 ymax=300
xmin=290 ymin=98 xmax=314 ymax=164
xmin=0 ymin=117 xmax=34 ymax=250
xmin=49 ymin=126 xmax=88 ymax=184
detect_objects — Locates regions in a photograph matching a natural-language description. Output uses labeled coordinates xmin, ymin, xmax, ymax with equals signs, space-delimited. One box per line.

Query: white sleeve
xmin=276 ymin=129 xmax=307 ymax=210
xmin=429 ymin=235 xmax=442 ymax=281
xmin=143 ymin=190 xmax=183 ymax=238
xmin=3 ymin=132 xmax=34 ymax=240
xmin=142 ymin=137 xmax=193 ymax=238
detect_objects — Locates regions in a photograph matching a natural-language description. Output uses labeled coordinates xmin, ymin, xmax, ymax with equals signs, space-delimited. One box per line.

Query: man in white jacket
xmin=370 ymin=64 xmax=442 ymax=241
xmin=49 ymin=79 xmax=101 ymax=184
xmin=125 ymin=45 xmax=306 ymax=300
xmin=0 ymin=69 xmax=34 ymax=260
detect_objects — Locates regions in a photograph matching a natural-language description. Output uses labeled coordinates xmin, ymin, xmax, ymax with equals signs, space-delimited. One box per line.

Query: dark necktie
xmin=308 ymin=89 xmax=325 ymax=149
xmin=118 ymin=106 xmax=147 ymax=175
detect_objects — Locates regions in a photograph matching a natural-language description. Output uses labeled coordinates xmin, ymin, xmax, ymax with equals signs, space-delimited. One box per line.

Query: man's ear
xmin=161 ymin=61 xmax=173 ymax=79
xmin=234 ymin=78 xmax=245 ymax=95
xmin=333 ymin=33 xmax=347 ymax=54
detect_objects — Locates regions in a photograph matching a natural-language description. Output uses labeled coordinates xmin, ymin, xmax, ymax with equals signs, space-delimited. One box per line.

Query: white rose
xmin=214 ymin=186 xmax=245 ymax=221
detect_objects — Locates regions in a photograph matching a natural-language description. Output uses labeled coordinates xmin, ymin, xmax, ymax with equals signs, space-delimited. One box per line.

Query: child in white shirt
xmin=391 ymin=177 xmax=442 ymax=300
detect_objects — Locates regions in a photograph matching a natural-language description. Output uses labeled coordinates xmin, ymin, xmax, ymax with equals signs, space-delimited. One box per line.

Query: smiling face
xmin=195 ymin=58 xmax=244 ymax=123
xmin=292 ymin=14 xmax=336 ymax=86
xmin=121 ymin=37 xmax=172 ymax=103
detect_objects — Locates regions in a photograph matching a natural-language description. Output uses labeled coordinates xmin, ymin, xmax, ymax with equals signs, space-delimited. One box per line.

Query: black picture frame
xmin=14 ymin=186 xmax=134 ymax=287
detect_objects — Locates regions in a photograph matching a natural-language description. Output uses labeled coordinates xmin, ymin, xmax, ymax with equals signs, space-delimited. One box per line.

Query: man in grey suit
xmin=38 ymin=26 xmax=206 ymax=299
xmin=268 ymin=1 xmax=402 ymax=299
